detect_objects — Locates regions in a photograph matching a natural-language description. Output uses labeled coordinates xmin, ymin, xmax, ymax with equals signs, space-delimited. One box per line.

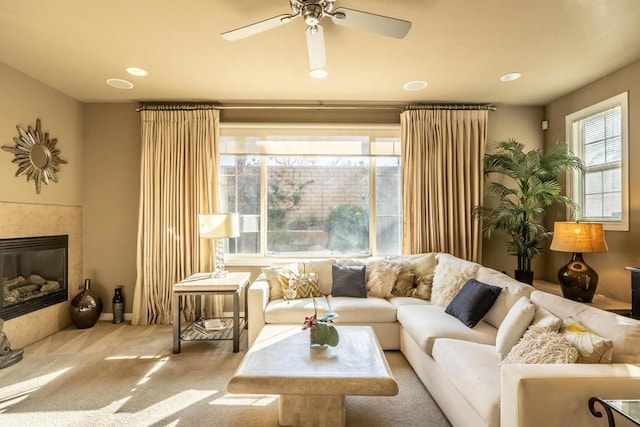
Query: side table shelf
xmin=173 ymin=272 xmax=251 ymax=353
xmin=589 ymin=397 xmax=640 ymax=426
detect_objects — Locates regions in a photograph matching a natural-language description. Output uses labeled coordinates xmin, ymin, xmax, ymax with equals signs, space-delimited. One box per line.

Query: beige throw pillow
xmin=262 ymin=263 xmax=299 ymax=300
xmin=502 ymin=325 xmax=579 ymax=365
xmin=366 ymin=259 xmax=401 ymax=298
xmin=561 ymin=316 xmax=614 ymax=363
xmin=496 ymin=296 xmax=536 ymax=359
xmin=285 ymin=272 xmax=321 ymax=300
xmin=431 ymin=260 xmax=477 ymax=307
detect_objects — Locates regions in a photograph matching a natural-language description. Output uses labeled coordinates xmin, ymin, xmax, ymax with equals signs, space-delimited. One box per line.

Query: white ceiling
xmin=1 ymin=0 xmax=639 ymax=106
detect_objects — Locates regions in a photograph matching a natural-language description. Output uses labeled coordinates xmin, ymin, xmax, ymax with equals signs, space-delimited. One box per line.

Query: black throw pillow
xmin=331 ymin=264 xmax=367 ymax=298
xmin=445 ymin=279 xmax=502 ymax=328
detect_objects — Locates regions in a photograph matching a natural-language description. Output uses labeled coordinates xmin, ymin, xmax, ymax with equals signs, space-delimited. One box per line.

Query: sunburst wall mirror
xmin=2 ymin=118 xmax=67 ymax=194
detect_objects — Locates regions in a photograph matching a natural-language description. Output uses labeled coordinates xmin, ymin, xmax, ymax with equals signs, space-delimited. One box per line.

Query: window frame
xmin=218 ymin=123 xmax=403 ymax=263
xmin=565 ymin=91 xmax=629 ymax=231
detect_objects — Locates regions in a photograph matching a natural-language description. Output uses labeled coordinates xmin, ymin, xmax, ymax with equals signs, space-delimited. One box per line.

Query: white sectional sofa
xmin=247 ymin=253 xmax=640 ymax=427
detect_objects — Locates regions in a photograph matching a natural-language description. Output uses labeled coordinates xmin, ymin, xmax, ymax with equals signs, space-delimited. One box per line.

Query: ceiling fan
xmin=221 ymin=0 xmax=411 ymax=71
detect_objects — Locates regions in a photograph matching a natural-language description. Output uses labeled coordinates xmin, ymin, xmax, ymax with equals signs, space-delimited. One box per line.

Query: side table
xmin=533 ymin=280 xmax=632 ymax=315
xmin=173 ymin=272 xmax=251 ymax=353
xmin=589 ymin=397 xmax=640 ymax=426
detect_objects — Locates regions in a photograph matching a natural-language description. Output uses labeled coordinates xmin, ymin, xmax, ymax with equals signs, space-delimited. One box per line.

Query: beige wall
xmin=82 ymin=104 xmax=140 ymax=314
xmin=543 ymin=59 xmax=640 ymax=302
xmin=0 ymin=62 xmax=83 ymax=347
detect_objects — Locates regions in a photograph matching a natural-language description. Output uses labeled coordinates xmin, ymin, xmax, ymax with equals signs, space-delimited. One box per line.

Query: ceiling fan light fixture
xmin=403 ymin=80 xmax=427 ymax=91
xmin=500 ymin=72 xmax=522 ymax=82
xmin=310 ymin=69 xmax=328 ymax=79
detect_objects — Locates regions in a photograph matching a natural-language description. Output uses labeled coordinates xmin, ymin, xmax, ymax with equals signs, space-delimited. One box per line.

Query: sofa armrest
xmin=247 ymin=274 xmax=270 ymax=347
xmin=501 ymin=363 xmax=640 ymax=427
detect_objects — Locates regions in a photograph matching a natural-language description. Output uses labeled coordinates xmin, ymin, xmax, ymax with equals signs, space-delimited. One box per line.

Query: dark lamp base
xmin=558 ymin=253 xmax=599 ymax=303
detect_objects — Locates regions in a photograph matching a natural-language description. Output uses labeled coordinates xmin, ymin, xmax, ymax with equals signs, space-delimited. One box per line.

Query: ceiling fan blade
xmin=331 ymin=8 xmax=411 ymax=39
xmin=221 ymin=14 xmax=296 ymax=41
xmin=305 ymin=25 xmax=326 ymax=69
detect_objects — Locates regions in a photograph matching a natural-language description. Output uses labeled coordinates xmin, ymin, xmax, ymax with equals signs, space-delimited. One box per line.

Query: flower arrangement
xmin=302 ymin=298 xmax=339 ymax=347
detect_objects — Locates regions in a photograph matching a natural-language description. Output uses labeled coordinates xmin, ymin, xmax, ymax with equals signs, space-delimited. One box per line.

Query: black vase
xmin=112 ymin=287 xmax=124 ymax=324
xmin=515 ymin=269 xmax=534 ymax=285
xmin=70 ymin=279 xmax=103 ymax=329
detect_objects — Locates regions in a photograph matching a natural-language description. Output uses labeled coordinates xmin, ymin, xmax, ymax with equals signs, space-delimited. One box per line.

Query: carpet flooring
xmin=0 ymin=321 xmax=451 ymax=427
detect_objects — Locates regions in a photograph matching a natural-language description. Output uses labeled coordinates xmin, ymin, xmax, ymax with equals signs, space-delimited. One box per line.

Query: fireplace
xmin=0 ymin=235 xmax=68 ymax=320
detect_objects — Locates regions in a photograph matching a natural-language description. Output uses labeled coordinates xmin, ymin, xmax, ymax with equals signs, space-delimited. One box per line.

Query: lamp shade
xmin=549 ymin=222 xmax=608 ymax=253
xmin=198 ymin=213 xmax=240 ymax=239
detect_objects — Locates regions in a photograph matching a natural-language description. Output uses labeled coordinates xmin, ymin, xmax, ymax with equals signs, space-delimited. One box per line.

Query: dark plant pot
xmin=515 ymin=269 xmax=534 ymax=285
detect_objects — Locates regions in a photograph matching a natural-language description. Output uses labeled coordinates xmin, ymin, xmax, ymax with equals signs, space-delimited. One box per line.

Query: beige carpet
xmin=0 ymin=322 xmax=450 ymax=427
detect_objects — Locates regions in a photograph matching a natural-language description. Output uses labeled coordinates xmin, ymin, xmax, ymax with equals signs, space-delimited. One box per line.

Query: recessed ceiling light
xmin=500 ymin=72 xmax=522 ymax=82
xmin=106 ymin=78 xmax=134 ymax=89
xmin=126 ymin=67 xmax=148 ymax=76
xmin=403 ymin=80 xmax=428 ymax=91
xmin=310 ymin=69 xmax=328 ymax=79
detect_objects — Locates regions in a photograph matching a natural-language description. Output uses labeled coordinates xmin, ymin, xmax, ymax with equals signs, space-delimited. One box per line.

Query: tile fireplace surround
xmin=0 ymin=202 xmax=82 ymax=349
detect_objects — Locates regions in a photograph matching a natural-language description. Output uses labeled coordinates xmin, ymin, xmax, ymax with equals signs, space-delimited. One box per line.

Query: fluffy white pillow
xmin=496 ymin=296 xmax=536 ymax=359
xmin=366 ymin=259 xmax=401 ymax=298
xmin=431 ymin=260 xmax=478 ymax=307
xmin=502 ymin=325 xmax=579 ymax=365
xmin=561 ymin=316 xmax=614 ymax=363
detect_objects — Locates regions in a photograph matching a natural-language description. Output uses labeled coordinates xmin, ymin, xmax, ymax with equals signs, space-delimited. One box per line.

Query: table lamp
xmin=549 ymin=221 xmax=608 ymax=302
xmin=198 ymin=213 xmax=240 ymax=277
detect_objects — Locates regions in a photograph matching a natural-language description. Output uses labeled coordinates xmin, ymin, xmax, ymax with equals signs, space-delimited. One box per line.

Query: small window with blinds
xmin=566 ymin=92 xmax=629 ymax=231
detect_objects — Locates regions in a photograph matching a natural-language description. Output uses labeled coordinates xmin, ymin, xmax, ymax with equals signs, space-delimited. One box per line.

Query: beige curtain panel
xmin=400 ymin=109 xmax=487 ymax=262
xmin=132 ymin=108 xmax=220 ymax=325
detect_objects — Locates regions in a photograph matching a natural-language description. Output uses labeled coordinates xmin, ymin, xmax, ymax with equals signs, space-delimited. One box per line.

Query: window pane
xmin=584 ymin=194 xmax=602 ymax=217
xmin=584 ymin=115 xmax=605 ymax=143
xmin=375 ymin=157 xmax=401 ymax=254
xmin=602 ymin=168 xmax=621 ymax=192
xmin=584 ymin=141 xmax=605 ymax=166
xmin=606 ymin=136 xmax=622 ymax=162
xmin=603 ymin=192 xmax=622 ymax=218
xmin=266 ymin=156 xmax=371 ymax=255
xmin=584 ymin=171 xmax=602 ymax=194
xmin=220 ymin=155 xmax=260 ymax=254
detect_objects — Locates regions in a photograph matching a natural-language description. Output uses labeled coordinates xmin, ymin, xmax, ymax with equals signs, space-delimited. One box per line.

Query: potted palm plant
xmin=473 ymin=139 xmax=583 ymax=284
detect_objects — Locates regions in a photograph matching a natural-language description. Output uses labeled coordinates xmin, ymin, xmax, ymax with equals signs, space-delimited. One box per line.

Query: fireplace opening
xmin=0 ymin=235 xmax=68 ymax=320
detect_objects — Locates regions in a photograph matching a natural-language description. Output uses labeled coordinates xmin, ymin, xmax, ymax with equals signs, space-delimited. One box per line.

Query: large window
xmin=565 ymin=92 xmax=629 ymax=231
xmin=218 ymin=125 xmax=402 ymax=258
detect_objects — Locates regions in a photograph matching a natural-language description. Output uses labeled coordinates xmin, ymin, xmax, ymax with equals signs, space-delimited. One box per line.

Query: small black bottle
xmin=112 ymin=287 xmax=124 ymax=324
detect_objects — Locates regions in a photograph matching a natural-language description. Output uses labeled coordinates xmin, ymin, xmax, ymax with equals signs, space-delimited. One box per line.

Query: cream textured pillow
xmin=561 ymin=316 xmax=614 ymax=363
xmin=496 ymin=296 xmax=536 ymax=359
xmin=262 ymin=263 xmax=299 ymax=300
xmin=366 ymin=259 xmax=401 ymax=298
xmin=431 ymin=261 xmax=477 ymax=307
xmin=502 ymin=325 xmax=579 ymax=365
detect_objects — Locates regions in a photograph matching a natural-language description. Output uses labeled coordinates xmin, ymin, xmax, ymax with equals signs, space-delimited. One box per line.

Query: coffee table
xmin=227 ymin=325 xmax=398 ymax=427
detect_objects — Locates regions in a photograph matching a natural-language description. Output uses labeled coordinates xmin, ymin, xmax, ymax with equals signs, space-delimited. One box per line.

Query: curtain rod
xmin=137 ymin=103 xmax=497 ymax=112
xmin=405 ymin=104 xmax=497 ymax=111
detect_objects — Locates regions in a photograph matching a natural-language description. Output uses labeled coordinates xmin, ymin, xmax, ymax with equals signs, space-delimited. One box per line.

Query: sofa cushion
xmin=432 ymin=338 xmax=501 ymax=427
xmin=431 ymin=253 xmax=480 ymax=307
xmin=262 ymin=263 xmax=299 ymax=300
xmin=502 ymin=324 xmax=579 ymax=364
xmin=531 ymin=290 xmax=640 ymax=363
xmin=366 ymin=259 xmax=401 ymax=298
xmin=285 ymin=272 xmax=321 ymax=300
xmin=531 ymin=305 xmax=562 ymax=330
xmin=561 ymin=316 xmax=614 ymax=363
xmin=495 ymin=296 xmax=536 ymax=359
xmin=264 ymin=296 xmax=330 ymax=324
xmin=397 ymin=304 xmax=497 ymax=355
xmin=476 ymin=267 xmax=534 ymax=328
xmin=387 ymin=296 xmax=432 ymax=309
xmin=445 ymin=279 xmax=502 ymax=328
xmin=331 ymin=264 xmax=367 ymax=297
xmin=298 ymin=258 xmax=336 ymax=296
xmin=328 ymin=296 xmax=397 ymax=323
